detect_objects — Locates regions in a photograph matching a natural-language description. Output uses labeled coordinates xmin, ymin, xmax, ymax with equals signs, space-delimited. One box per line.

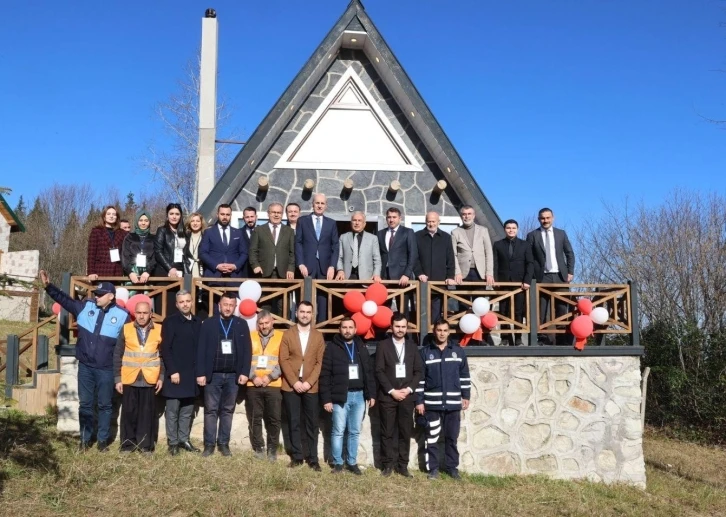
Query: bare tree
xmin=576 ymin=190 xmax=726 ymax=334
xmin=140 ymin=59 xmax=236 ymax=214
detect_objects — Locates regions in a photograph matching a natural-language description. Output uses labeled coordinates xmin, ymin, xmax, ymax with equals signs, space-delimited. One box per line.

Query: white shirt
xmin=540 ymin=227 xmax=559 ymax=273
xmin=217 ymin=223 xmax=229 ymax=243
xmin=393 ymin=338 xmax=405 ymax=364
xmin=268 ymin=223 xmax=280 ymax=245
xmin=385 ymin=225 xmax=400 ymax=250
xmin=298 ymin=328 xmax=310 ymax=377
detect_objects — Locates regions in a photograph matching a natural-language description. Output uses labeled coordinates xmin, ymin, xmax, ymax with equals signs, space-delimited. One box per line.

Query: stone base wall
xmin=57 ymin=355 xmax=645 ymax=487
xmin=0 ymin=249 xmax=39 ymax=322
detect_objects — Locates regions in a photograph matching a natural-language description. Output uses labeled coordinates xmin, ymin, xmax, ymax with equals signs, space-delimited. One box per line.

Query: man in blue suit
xmin=295 ymin=194 xmax=340 ymax=322
xmin=200 ymin=204 xmax=249 ymax=279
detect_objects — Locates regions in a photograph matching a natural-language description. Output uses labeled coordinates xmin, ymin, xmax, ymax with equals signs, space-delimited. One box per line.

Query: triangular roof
xmin=200 ymin=0 xmax=503 ymax=237
xmin=0 ymin=193 xmax=25 ymax=233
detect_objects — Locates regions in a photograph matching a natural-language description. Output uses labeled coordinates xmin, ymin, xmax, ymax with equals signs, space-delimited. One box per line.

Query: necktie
xmin=544 ymin=230 xmax=553 ymax=272
xmin=508 ymin=240 xmax=513 ymax=259
xmin=389 ymin=228 xmax=396 ymax=250
xmin=315 ymin=216 xmax=321 ymax=240
xmin=272 ymin=224 xmax=278 ymax=244
xmin=222 ymin=227 xmax=228 ymax=246
xmin=352 ymin=233 xmax=360 ymax=268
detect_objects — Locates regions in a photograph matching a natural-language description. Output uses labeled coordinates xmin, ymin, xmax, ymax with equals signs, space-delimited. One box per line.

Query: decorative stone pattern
xmin=57 ymin=354 xmax=645 ymax=487
xmin=231 ymin=49 xmax=461 ymax=221
xmin=0 ymin=249 xmax=39 ymax=321
xmin=0 ymin=217 xmax=10 ymax=253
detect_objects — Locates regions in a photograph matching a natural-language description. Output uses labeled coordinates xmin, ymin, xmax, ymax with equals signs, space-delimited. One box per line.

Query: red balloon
xmin=481 ymin=312 xmax=498 ymax=330
xmin=116 ymin=299 xmax=126 ymax=309
xmin=576 ymin=298 xmax=593 ymax=316
xmin=371 ymin=305 xmax=393 ymax=329
xmin=52 ymin=302 xmax=61 ymax=315
xmin=351 ymin=312 xmax=373 ymax=336
xmin=571 ymin=315 xmax=594 ymax=339
xmin=343 ymin=291 xmax=366 ymax=313
xmin=365 ymin=283 xmax=388 ymax=306
xmin=239 ymin=299 xmax=258 ymax=317
xmin=126 ymin=294 xmax=152 ymax=315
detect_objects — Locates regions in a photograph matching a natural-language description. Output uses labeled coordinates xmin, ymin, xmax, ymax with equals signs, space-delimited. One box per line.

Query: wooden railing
xmin=311 ymin=280 xmax=420 ymax=334
xmin=0 ymin=314 xmax=58 ymax=377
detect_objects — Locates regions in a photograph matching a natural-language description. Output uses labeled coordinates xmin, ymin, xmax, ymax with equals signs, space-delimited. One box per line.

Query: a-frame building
xmin=200 ymin=0 xmax=503 ymax=239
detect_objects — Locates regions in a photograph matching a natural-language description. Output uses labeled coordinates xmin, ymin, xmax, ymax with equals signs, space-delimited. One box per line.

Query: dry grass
xmin=2 ymin=413 xmax=726 ymax=517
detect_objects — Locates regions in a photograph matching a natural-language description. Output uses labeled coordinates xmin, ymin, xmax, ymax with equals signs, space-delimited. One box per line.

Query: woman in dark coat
xmin=87 ymin=205 xmax=127 ymax=281
xmin=154 ymin=203 xmax=189 ymax=278
xmin=160 ymin=292 xmax=202 ymax=454
xmin=121 ymin=211 xmax=156 ymax=285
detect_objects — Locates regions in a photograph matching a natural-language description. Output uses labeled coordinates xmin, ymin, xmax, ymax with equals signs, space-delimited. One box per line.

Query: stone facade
xmin=57 ymin=354 xmax=645 ymax=487
xmin=0 ymin=249 xmax=39 ymax=322
xmin=231 ymin=50 xmax=460 ymax=221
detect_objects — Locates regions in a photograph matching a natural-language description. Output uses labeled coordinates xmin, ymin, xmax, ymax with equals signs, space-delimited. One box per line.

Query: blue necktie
xmin=315 ymin=216 xmax=321 ymax=240
xmin=222 ymin=227 xmax=228 ymax=246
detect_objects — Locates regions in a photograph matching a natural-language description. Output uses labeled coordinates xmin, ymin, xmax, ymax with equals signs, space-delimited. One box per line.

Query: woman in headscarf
xmin=87 ymin=205 xmax=127 ymax=281
xmin=122 ymin=211 xmax=156 ymax=284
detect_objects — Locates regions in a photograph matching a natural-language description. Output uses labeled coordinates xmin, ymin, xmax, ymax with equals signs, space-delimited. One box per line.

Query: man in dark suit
xmin=378 ymin=207 xmax=418 ymax=285
xmin=375 ymin=312 xmax=423 ymax=477
xmin=249 ymin=202 xmax=295 ymax=316
xmin=199 ymin=204 xmax=248 ymax=279
xmin=525 ymin=208 xmax=576 ymax=345
xmin=240 ymin=207 xmax=257 ymax=277
xmin=414 ymin=211 xmax=456 ymax=321
xmin=493 ymin=219 xmax=534 ymax=346
xmin=195 ymin=292 xmax=252 ymax=457
xmin=295 ymin=194 xmax=340 ymax=323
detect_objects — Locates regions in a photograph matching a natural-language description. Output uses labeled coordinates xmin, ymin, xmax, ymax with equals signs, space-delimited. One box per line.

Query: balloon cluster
xmin=458 ymin=297 xmax=497 ymax=346
xmin=235 ymin=280 xmax=262 ymax=331
xmin=342 ymin=283 xmax=392 ymax=338
xmin=115 ymin=288 xmax=152 ymax=319
xmin=570 ymin=298 xmax=609 ymax=350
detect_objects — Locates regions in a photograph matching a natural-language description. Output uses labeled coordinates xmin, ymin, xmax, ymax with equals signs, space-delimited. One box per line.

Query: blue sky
xmin=1 ymin=0 xmax=724 ymax=228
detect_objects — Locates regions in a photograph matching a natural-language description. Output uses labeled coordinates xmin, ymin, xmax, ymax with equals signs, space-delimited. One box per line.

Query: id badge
xmin=395 ymin=363 xmax=406 ymax=379
xmin=256 ymin=355 xmax=268 ymax=369
xmin=348 ymin=364 xmax=360 ymax=380
xmin=173 ymin=248 xmax=184 ymax=263
xmin=109 ymin=248 xmax=120 ymax=263
xmin=136 ymin=253 xmax=147 ymax=268
xmin=221 ymin=339 xmax=233 ymax=355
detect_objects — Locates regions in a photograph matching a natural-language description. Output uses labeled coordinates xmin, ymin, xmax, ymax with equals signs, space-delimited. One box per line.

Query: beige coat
xmin=278 ymin=326 xmax=326 ymax=393
xmin=451 ymin=224 xmax=494 ymax=279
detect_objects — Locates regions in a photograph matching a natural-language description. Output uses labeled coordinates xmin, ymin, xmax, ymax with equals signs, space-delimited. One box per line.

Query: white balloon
xmin=233 ymin=298 xmax=242 ymax=318
xmin=590 ymin=307 xmax=609 ymax=325
xmin=459 ymin=313 xmax=481 ymax=334
xmin=238 ymin=280 xmax=262 ymax=302
xmin=362 ymin=300 xmax=379 ymax=317
xmin=472 ymin=297 xmax=490 ymax=316
xmin=244 ymin=314 xmax=258 ymax=331
xmin=115 ymin=287 xmax=129 ymax=302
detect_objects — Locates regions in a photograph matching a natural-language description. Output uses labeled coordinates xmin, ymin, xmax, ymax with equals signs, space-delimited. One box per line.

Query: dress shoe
xmin=381 ymin=467 xmax=393 ymax=477
xmin=180 ymin=441 xmax=200 ymax=453
xmin=427 ymin=470 xmax=439 ymax=480
xmin=308 ymin=462 xmax=322 ymax=472
xmin=202 ymin=445 xmax=215 ymax=457
xmin=140 ymin=449 xmax=153 ymax=457
xmin=254 ymin=450 xmax=266 ymax=460
xmin=168 ymin=445 xmax=179 ymax=456
xmin=515 ymin=339 xmax=525 ymax=347
xmin=447 ymin=469 xmax=461 ymax=480
xmin=218 ymin=444 xmax=232 ymax=457
xmin=331 ymin=464 xmax=343 ymax=474
xmin=288 ymin=459 xmax=304 ymax=468
xmin=267 ymin=450 xmax=277 ymax=463
xmin=96 ymin=441 xmax=109 ymax=453
xmin=345 ymin=464 xmax=362 ymax=475
xmin=79 ymin=441 xmax=91 ymax=452
xmin=395 ymin=468 xmax=413 ymax=478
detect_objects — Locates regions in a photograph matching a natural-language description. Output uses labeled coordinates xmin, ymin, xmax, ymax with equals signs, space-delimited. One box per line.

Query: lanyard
xmin=220 ymin=318 xmax=233 ymax=340
xmin=139 ymin=235 xmax=146 ymax=248
xmin=394 ymin=341 xmax=405 ymax=363
xmin=344 ymin=342 xmax=356 ymax=364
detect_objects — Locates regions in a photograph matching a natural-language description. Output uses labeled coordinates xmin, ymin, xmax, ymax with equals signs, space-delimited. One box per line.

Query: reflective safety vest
xmin=121 ymin=323 xmax=162 ymax=385
xmin=247 ymin=330 xmax=282 ymax=388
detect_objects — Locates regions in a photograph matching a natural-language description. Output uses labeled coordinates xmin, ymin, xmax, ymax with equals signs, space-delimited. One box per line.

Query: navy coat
xmin=196 ymin=315 xmax=252 ymax=382
xmin=160 ymin=312 xmax=201 ymax=399
xmin=294 ymin=213 xmax=340 ymax=277
xmin=199 ymin=223 xmax=248 ymax=278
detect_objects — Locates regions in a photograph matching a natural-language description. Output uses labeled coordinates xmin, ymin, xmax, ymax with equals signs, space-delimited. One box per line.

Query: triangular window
xmin=275 ymin=68 xmax=422 ymax=171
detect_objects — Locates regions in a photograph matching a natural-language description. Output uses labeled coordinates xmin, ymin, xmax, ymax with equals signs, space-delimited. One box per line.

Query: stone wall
xmin=57 ymin=354 xmax=644 ymax=487
xmin=231 ymin=49 xmax=462 ymax=222
xmin=0 ymin=249 xmax=39 ymax=322
xmin=0 ymin=217 xmax=10 ymax=253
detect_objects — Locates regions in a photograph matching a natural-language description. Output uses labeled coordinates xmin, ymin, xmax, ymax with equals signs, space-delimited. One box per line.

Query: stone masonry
xmin=57 ymin=354 xmax=645 ymax=487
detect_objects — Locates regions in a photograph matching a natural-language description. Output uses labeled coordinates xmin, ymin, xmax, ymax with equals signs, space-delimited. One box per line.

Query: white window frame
xmin=403 ymin=215 xmax=461 ymax=234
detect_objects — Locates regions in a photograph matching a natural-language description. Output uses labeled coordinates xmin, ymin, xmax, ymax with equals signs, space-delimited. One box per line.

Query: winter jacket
xmin=416 ymin=341 xmax=471 ymax=411
xmin=87 ymin=226 xmax=127 ymax=277
xmin=320 ymin=334 xmax=376 ymax=405
xmin=154 ymin=225 xmax=189 ymax=276
xmin=121 ymin=232 xmax=156 ymax=276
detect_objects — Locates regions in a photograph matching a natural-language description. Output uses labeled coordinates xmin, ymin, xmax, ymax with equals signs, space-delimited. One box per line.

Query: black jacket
xmin=492 ymin=237 xmax=534 ymax=284
xmin=154 ymin=225 xmax=189 ymax=276
xmin=525 ymin=227 xmax=576 ymax=283
xmin=320 ymin=334 xmax=376 ymax=405
xmin=196 ymin=315 xmax=252 ymax=382
xmin=375 ymin=336 xmax=423 ymax=400
xmin=121 ymin=233 xmax=156 ymax=276
xmin=161 ymin=312 xmax=201 ymax=399
xmin=413 ymin=228 xmax=456 ymax=281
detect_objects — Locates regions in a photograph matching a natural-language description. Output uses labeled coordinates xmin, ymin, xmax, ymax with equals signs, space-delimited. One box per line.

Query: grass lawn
xmin=1 ymin=411 xmax=726 ymax=516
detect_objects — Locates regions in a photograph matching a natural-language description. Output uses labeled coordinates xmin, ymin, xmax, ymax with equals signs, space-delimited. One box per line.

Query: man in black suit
xmin=195 ymin=292 xmax=252 ymax=457
xmin=240 ymin=207 xmax=257 ymax=277
xmin=375 ymin=312 xmax=423 ymax=478
xmin=493 ymin=219 xmax=534 ymax=346
xmin=414 ymin=211 xmax=456 ymax=321
xmin=295 ymin=194 xmax=340 ymax=322
xmin=378 ymin=207 xmax=418 ymax=317
xmin=525 ymin=208 xmax=576 ymax=345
